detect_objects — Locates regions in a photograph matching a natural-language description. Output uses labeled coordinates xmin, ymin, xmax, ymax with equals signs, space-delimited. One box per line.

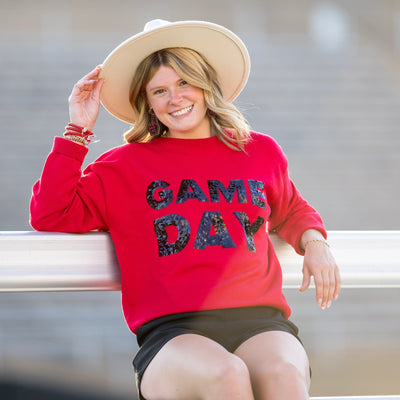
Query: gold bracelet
xmin=64 ymin=133 xmax=89 ymax=146
xmin=303 ymin=239 xmax=330 ymax=250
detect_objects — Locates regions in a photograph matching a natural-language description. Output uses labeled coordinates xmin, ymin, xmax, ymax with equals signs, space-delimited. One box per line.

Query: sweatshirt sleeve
xmin=266 ymin=139 xmax=326 ymax=255
xmin=30 ymin=137 xmax=108 ymax=232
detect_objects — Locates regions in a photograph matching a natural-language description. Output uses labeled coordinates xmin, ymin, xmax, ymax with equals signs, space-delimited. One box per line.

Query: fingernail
xmin=327 ymin=301 xmax=332 ymax=308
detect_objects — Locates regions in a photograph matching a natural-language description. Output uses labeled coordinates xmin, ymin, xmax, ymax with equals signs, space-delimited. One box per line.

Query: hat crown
xmin=144 ymin=19 xmax=170 ymax=32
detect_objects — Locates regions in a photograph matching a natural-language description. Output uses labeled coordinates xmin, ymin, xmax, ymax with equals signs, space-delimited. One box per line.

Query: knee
xmin=278 ymin=359 xmax=309 ymax=385
xmin=207 ymin=354 xmax=252 ymax=395
xmin=256 ymin=358 xmax=310 ymax=390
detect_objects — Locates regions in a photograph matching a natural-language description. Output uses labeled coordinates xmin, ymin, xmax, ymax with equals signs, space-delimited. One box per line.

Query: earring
xmin=207 ymin=108 xmax=217 ymax=118
xmin=148 ymin=109 xmax=160 ymax=136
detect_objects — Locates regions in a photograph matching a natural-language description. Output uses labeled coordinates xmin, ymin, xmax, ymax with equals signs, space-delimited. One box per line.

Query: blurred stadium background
xmin=1 ymin=0 xmax=399 ymax=398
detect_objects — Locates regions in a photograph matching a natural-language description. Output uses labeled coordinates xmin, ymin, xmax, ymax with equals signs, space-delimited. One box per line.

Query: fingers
xmin=312 ymin=263 xmax=340 ymax=310
xmin=88 ymin=75 xmax=105 ymax=102
xmin=334 ymin=265 xmax=342 ymax=300
xmin=69 ymin=66 xmax=104 ymax=102
xmin=312 ymin=270 xmax=324 ymax=308
xmin=301 ymin=244 xmax=341 ymax=310
xmin=299 ymin=268 xmax=311 ymax=293
xmin=78 ymin=65 xmax=103 ymax=84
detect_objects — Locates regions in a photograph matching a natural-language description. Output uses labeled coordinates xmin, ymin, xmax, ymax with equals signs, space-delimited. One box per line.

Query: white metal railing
xmin=1 ymin=230 xmax=400 ymax=292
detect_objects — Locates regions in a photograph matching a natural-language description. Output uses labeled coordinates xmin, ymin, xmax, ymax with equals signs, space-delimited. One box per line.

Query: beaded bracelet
xmin=303 ymin=239 xmax=330 ymax=250
xmin=63 ymin=123 xmax=95 ymax=146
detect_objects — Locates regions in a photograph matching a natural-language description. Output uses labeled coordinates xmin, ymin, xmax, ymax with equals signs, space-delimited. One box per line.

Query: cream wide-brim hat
xmin=99 ymin=19 xmax=250 ymax=124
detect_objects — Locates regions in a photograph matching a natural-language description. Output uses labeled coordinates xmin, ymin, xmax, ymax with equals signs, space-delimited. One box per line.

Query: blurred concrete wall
xmin=1 ymin=0 xmax=400 ymax=398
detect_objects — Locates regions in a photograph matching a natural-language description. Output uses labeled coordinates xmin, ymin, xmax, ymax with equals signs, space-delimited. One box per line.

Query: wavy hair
xmin=124 ymin=47 xmax=251 ymax=151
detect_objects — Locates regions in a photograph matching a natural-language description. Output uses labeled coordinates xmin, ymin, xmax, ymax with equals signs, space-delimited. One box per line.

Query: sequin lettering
xmin=148 ymin=178 xmax=268 ymax=256
xmin=147 ymin=179 xmax=267 ymax=207
xmin=208 ymin=179 xmax=247 ymax=203
xmin=176 ymin=179 xmax=209 ymax=203
xmin=153 ymin=214 xmax=191 ymax=256
xmin=248 ymin=180 xmax=266 ymax=209
xmin=146 ymin=180 xmax=173 ymax=210
xmin=194 ymin=211 xmax=236 ymax=250
xmin=233 ymin=212 xmax=265 ymax=252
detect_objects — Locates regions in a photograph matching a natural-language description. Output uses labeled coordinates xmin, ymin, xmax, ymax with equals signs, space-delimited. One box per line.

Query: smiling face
xmin=145 ymin=66 xmax=211 ymax=139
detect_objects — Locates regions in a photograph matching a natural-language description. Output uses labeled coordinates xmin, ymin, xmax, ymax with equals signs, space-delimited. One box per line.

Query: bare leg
xmin=140 ymin=333 xmax=255 ymax=400
xmin=234 ymin=331 xmax=310 ymax=400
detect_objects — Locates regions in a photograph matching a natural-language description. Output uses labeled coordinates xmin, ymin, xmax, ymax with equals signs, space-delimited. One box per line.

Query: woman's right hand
xmin=68 ymin=65 xmax=105 ymax=131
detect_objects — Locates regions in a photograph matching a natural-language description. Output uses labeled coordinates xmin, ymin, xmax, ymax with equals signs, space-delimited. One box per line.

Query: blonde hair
xmin=124 ymin=47 xmax=251 ymax=151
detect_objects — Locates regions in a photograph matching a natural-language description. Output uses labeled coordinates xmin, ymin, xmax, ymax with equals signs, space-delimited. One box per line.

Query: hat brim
xmin=99 ymin=21 xmax=250 ymax=124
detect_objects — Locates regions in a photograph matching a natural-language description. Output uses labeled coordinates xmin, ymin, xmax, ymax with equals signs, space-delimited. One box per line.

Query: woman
xmin=30 ymin=20 xmax=341 ymax=400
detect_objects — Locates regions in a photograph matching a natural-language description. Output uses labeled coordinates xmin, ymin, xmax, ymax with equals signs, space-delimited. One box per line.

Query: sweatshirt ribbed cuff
xmin=53 ymin=136 xmax=88 ymax=163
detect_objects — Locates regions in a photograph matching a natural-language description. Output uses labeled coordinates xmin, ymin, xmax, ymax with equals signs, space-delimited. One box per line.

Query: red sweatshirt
xmin=30 ymin=132 xmax=326 ymax=333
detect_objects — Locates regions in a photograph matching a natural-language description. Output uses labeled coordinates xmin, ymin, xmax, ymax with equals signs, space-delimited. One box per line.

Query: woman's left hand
xmin=299 ymin=233 xmax=341 ymax=310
